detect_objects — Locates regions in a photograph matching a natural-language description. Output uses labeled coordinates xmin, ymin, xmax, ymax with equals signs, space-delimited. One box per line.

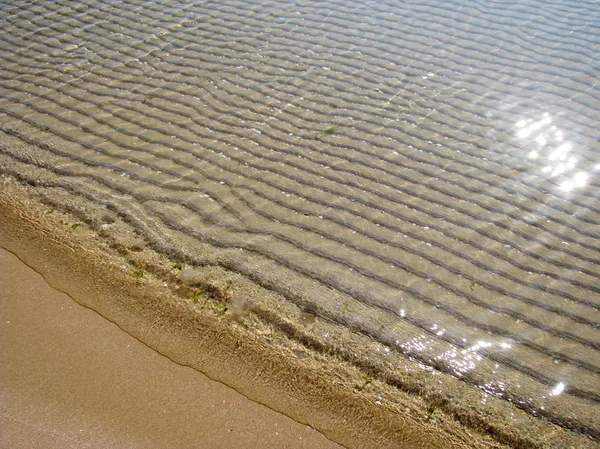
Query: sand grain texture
xmin=1 ymin=0 xmax=599 ymax=447
xmin=0 ymin=247 xmax=346 ymax=449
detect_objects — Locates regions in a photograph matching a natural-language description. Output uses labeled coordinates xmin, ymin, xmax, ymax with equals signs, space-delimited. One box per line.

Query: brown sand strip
xmin=0 ymin=246 xmax=343 ymax=449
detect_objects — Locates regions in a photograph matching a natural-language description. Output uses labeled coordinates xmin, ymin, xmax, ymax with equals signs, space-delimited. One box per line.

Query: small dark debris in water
xmin=316 ymin=125 xmax=337 ymax=139
xmin=192 ymin=287 xmax=205 ymax=304
xmin=355 ymin=376 xmax=374 ymax=391
xmin=222 ymin=280 xmax=233 ymax=294
xmin=213 ymin=303 xmax=228 ymax=315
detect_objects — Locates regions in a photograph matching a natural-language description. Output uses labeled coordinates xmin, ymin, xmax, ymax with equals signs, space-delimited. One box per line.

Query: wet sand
xmin=0 ymin=181 xmax=468 ymax=449
xmin=0 ymin=245 xmax=343 ymax=449
xmin=1 ymin=179 xmax=598 ymax=449
xmin=1 ymin=0 xmax=599 ymax=447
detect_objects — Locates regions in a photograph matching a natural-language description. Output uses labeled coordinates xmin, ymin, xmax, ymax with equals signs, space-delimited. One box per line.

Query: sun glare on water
xmin=515 ymin=113 xmax=593 ymax=193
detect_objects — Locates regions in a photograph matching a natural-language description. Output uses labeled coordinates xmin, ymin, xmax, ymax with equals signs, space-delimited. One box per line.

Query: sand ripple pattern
xmin=1 ymin=0 xmax=599 ymax=440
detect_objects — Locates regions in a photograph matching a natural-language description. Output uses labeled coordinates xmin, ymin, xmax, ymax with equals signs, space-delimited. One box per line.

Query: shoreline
xmin=0 ymin=245 xmax=343 ymax=449
xmin=1 ymin=177 xmax=597 ymax=449
xmin=0 ymin=179 xmax=459 ymax=449
xmin=1 ymin=0 xmax=599 ymax=446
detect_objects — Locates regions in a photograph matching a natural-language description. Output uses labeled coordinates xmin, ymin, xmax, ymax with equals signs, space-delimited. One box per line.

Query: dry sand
xmin=0 ymin=246 xmax=343 ymax=449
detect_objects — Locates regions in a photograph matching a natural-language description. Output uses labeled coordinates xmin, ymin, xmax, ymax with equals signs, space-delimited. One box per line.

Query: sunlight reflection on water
xmin=516 ymin=112 xmax=592 ymax=192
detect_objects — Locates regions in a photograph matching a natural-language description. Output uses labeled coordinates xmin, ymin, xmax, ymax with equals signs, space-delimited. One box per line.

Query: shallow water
xmin=1 ymin=0 xmax=599 ymax=442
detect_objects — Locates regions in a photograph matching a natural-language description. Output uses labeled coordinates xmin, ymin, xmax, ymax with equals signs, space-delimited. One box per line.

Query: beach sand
xmin=1 ymin=181 xmax=597 ymax=449
xmin=0 ymin=245 xmax=343 ymax=449
xmin=1 ymin=1 xmax=599 ymax=446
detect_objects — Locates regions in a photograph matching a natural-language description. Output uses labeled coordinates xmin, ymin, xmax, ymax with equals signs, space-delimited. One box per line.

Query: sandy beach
xmin=1 ymin=180 xmax=597 ymax=449
xmin=1 ymin=0 xmax=599 ymax=447
xmin=0 ymin=245 xmax=343 ymax=449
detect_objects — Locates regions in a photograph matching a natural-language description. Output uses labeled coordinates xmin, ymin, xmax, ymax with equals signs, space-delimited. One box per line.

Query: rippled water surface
xmin=1 ymin=0 xmax=599 ymax=441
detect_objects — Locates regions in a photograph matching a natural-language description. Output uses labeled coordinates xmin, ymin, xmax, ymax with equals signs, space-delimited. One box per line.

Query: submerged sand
xmin=0 ymin=177 xmax=597 ymax=449
xmin=1 ymin=0 xmax=599 ymax=447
